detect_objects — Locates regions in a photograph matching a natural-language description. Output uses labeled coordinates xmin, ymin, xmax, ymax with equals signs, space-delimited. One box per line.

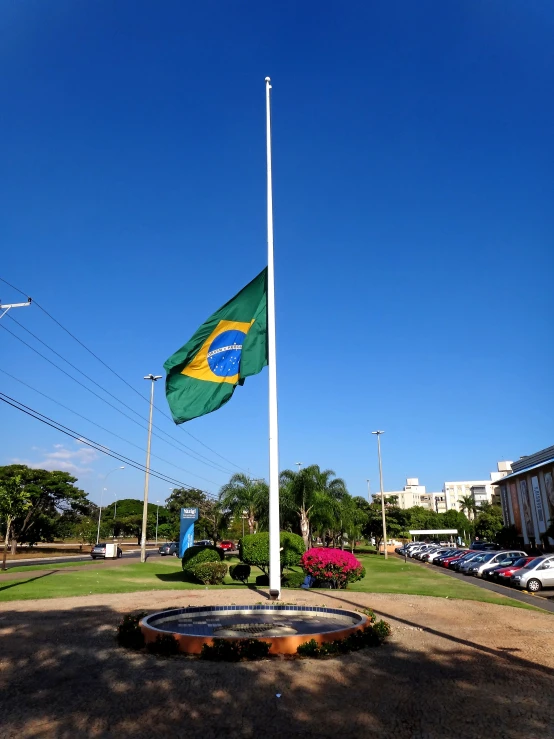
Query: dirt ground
xmin=1 ymin=588 xmax=553 ymax=739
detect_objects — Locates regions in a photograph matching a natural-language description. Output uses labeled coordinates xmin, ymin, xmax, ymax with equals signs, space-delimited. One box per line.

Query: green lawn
xmin=5 ymin=560 xmax=102 ymax=573
xmin=0 ymin=552 xmax=545 ymax=612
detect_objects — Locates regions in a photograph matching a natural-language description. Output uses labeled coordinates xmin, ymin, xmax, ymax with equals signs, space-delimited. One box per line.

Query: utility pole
xmin=141 ymin=374 xmax=162 ymax=563
xmin=372 ymin=431 xmax=387 ymax=560
xmin=0 ymin=298 xmax=32 ymax=321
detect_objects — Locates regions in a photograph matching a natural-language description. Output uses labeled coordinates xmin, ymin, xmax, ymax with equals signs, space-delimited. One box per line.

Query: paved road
xmin=3 ymin=550 xmax=162 ymax=570
xmin=397 ymin=553 xmax=554 ymax=613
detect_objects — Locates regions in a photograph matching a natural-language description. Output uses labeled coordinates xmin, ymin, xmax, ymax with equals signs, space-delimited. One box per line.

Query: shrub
xmin=147 ymin=633 xmax=180 ymax=656
xmin=300 ymin=548 xmax=364 ymax=589
xmin=239 ymin=531 xmax=305 ymax=575
xmin=255 ymin=574 xmax=269 ymax=586
xmin=296 ymin=621 xmax=391 ymax=658
xmin=296 ymin=638 xmax=320 ymax=657
xmin=182 ymin=545 xmax=222 ymax=572
xmin=359 ymin=607 xmax=377 ymax=623
xmin=372 ymin=619 xmax=392 ymax=642
xmin=190 ymin=561 xmax=228 ymax=584
xmin=282 ymin=570 xmax=306 ymax=589
xmin=229 ymin=564 xmax=251 ymax=584
xmin=201 ymin=638 xmax=271 ymax=661
xmin=116 ymin=612 xmax=146 ymax=650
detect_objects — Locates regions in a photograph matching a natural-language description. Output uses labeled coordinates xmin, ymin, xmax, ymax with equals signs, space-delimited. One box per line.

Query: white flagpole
xmin=265 ymin=76 xmax=281 ymax=600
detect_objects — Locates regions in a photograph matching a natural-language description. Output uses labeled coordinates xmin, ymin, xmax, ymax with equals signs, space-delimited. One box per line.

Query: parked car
xmin=413 ymin=546 xmax=437 ymax=560
xmin=464 ymin=550 xmax=527 ymax=577
xmin=158 ymin=541 xmax=179 ymax=556
xmin=511 ymin=555 xmax=554 ymax=592
xmin=486 ymin=556 xmax=534 ymax=583
xmin=470 ymin=541 xmax=499 ymax=551
xmin=425 ymin=548 xmax=452 ymax=562
xmin=91 ymin=542 xmax=122 ymax=559
xmin=217 ymin=540 xmax=235 ymax=552
xmin=436 ymin=550 xmax=468 ymax=568
xmin=450 ymin=551 xmax=483 ymax=571
xmin=195 ymin=539 xmax=213 ymax=547
xmin=458 ymin=552 xmax=493 ymax=574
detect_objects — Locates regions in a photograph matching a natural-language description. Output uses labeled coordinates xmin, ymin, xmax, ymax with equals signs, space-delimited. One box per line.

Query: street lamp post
xmin=366 ymin=479 xmax=370 ymax=503
xmin=141 ymin=374 xmax=162 ymax=563
xmin=371 ymin=431 xmax=387 ymax=560
xmin=97 ymin=466 xmax=125 ymax=544
xmin=155 ymin=500 xmax=160 ymax=545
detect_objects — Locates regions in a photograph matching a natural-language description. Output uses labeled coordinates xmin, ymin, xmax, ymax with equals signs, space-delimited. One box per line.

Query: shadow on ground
xmin=0 ymin=601 xmax=552 ymax=739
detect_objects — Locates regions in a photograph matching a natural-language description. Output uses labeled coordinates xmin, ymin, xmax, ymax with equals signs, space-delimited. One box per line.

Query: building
xmin=373 ymin=478 xmax=445 ymax=511
xmin=443 ymin=461 xmax=512 ymax=511
xmin=495 ymin=445 xmax=554 ymax=550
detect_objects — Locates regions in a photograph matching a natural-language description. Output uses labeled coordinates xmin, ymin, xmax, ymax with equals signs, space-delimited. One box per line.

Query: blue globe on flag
xmin=207 ymin=329 xmax=246 ymax=377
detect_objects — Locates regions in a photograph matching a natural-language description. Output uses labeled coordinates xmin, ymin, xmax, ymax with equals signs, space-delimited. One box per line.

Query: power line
xmin=0 ymin=274 xmax=250 ymax=473
xmin=6 ymin=313 xmax=236 ymax=474
xmin=0 ymin=390 xmax=219 ymax=500
xmin=0 ymin=319 xmax=235 ymax=476
xmin=0 ymin=367 xmax=220 ymax=489
xmin=35 ymin=299 xmax=245 ymax=470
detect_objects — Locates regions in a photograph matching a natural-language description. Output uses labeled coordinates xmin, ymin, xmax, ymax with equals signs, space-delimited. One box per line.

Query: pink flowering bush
xmin=300 ymin=548 xmax=365 ymax=589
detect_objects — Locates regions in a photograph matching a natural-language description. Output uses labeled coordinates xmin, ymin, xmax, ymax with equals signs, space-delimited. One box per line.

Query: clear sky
xmin=1 ymin=1 xmax=552 ymax=505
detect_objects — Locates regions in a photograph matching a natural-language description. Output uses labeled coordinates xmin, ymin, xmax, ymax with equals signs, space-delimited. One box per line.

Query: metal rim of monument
xmin=140 ymin=604 xmax=369 ymax=655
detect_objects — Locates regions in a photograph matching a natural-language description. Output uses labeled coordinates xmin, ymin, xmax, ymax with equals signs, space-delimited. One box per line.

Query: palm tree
xmin=280 ymin=464 xmax=348 ymax=548
xmin=218 ymin=474 xmax=268 ymax=536
xmin=459 ymin=495 xmax=477 ymax=521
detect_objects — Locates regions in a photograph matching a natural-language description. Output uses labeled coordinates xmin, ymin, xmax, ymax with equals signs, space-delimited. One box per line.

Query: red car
xmin=217 ymin=540 xmax=235 ymax=551
xmin=439 ymin=551 xmax=468 ymax=568
xmin=493 ymin=557 xmax=534 ymax=584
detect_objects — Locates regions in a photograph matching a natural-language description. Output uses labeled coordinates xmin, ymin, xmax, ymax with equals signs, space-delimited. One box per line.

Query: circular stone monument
xmin=141 ymin=604 xmax=368 ymax=655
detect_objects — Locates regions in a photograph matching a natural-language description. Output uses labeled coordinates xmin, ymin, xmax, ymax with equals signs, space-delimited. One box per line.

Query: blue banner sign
xmin=179 ymin=507 xmax=199 ymax=558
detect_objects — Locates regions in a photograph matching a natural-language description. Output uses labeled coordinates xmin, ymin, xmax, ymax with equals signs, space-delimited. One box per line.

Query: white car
xmin=426 ymin=548 xmax=452 ymax=562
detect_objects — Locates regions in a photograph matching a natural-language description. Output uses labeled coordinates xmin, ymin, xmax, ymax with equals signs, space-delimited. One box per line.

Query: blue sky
xmin=1 ymin=1 xmax=552 ymax=505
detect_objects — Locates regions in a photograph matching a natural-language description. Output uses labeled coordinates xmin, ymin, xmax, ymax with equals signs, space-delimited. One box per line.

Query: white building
xmin=443 ymin=462 xmax=512 ymax=511
xmin=374 ymin=478 xmax=445 ymax=511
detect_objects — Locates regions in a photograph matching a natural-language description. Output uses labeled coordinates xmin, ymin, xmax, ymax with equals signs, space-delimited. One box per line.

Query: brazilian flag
xmin=164 ymin=269 xmax=268 ymax=424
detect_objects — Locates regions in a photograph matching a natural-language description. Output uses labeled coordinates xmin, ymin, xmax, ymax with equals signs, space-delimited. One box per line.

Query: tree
xmin=459 ymin=495 xmax=477 ymax=521
xmin=166 ymin=487 xmax=207 ymax=516
xmin=0 ymin=465 xmax=89 ymax=553
xmin=218 ymin=474 xmax=268 ymax=536
xmin=165 ymin=487 xmax=229 ymax=543
xmin=363 ymin=503 xmax=409 ymax=550
xmin=72 ymin=517 xmax=111 ymax=547
xmin=279 ymin=465 xmax=348 ymax=548
xmin=0 ymin=476 xmax=31 ymax=570
xmin=474 ymin=505 xmax=504 ymax=542
xmin=337 ymin=495 xmax=367 ymax=551
xmin=199 ymin=499 xmax=231 ymax=545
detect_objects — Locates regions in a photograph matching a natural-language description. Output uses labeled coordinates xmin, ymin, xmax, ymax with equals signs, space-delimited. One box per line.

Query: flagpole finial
xmin=265 ymin=76 xmax=271 ymax=82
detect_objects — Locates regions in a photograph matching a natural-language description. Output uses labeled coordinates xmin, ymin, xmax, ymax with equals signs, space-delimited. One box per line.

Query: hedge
xmin=190 ymin=561 xmax=228 ymax=584
xmin=182 ymin=545 xmax=222 ymax=572
xmin=282 ymin=570 xmax=306 ymax=589
xmin=239 ymin=531 xmax=305 ymax=575
xmin=229 ymin=564 xmax=251 ymax=584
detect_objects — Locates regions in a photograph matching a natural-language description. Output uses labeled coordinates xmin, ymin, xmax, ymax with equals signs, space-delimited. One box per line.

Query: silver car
xmin=466 ymin=550 xmax=527 ymax=578
xmin=458 ymin=552 xmax=491 ymax=573
xmin=511 ymin=555 xmax=554 ymax=592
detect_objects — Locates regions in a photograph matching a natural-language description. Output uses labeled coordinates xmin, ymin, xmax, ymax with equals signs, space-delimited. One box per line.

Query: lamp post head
xmin=371 ymin=430 xmax=385 ymax=435
xmin=144 ymin=374 xmax=163 ymax=381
